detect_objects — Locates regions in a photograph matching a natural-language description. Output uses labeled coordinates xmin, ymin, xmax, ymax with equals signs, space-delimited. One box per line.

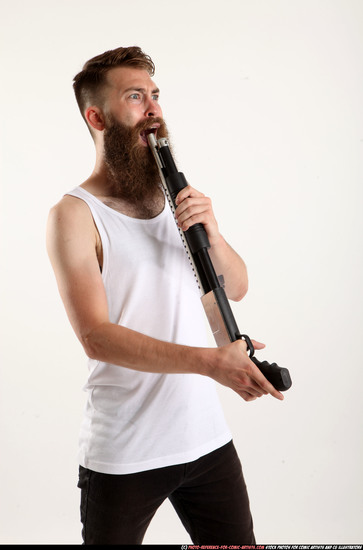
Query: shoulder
xmin=48 ymin=192 xmax=91 ymax=219
xmin=48 ymin=193 xmax=96 ymax=234
xmin=47 ymin=193 xmax=98 ymax=258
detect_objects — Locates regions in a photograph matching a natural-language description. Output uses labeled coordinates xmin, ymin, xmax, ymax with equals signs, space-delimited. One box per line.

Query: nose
xmin=145 ymin=97 xmax=161 ymax=118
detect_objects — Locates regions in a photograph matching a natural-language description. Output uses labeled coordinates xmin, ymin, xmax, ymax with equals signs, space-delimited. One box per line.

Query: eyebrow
xmin=123 ymin=87 xmax=160 ymax=95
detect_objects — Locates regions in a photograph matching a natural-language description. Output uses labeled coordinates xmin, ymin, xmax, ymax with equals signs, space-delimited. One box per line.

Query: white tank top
xmin=67 ymin=186 xmax=231 ymax=474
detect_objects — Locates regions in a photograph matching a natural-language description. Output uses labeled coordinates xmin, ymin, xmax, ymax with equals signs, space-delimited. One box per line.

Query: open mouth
xmin=140 ymin=124 xmax=160 ymax=145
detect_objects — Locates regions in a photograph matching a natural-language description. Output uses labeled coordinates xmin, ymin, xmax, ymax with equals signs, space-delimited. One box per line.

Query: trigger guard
xmin=237 ymin=333 xmax=255 ymax=358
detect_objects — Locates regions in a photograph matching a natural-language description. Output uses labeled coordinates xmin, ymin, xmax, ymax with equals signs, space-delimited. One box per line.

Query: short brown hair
xmin=73 ymin=46 xmax=155 ymax=122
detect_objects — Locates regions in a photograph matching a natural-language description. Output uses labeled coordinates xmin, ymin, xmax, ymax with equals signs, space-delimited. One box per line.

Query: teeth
xmin=140 ymin=124 xmax=160 ymax=143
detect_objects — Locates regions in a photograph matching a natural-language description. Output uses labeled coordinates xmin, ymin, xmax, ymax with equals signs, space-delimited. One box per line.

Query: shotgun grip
xmin=251 ymin=357 xmax=292 ymax=392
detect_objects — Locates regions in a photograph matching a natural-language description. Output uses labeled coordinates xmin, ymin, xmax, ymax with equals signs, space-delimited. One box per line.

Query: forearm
xmin=82 ymin=321 xmax=284 ymax=401
xmin=82 ymin=321 xmax=213 ymax=375
xmin=209 ymin=234 xmax=248 ymax=301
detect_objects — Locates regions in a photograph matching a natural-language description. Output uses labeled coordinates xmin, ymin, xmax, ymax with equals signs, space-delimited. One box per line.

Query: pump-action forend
xmin=147 ymin=133 xmax=292 ymax=392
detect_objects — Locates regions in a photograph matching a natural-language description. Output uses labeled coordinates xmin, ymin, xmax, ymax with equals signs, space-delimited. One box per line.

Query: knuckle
xmin=245 ymin=394 xmax=255 ymax=402
xmin=236 ymin=339 xmax=247 ymax=352
xmin=239 ymin=373 xmax=251 ymax=388
xmin=244 ymin=362 xmax=253 ymax=376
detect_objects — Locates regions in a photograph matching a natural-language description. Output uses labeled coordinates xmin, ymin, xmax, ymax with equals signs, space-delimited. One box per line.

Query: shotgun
xmin=147 ymin=133 xmax=292 ymax=392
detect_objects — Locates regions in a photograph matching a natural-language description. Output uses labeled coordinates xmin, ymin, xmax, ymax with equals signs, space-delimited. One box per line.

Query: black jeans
xmin=77 ymin=441 xmax=255 ymax=545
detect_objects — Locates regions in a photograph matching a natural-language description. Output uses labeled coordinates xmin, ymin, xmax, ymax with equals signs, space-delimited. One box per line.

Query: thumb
xmin=251 ymin=339 xmax=266 ymax=350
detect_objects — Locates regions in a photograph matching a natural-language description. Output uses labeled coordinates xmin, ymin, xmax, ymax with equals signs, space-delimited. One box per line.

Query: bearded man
xmin=46 ymin=46 xmax=283 ymax=545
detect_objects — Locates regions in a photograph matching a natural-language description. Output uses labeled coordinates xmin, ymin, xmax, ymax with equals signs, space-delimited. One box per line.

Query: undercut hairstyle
xmin=73 ymin=46 xmax=155 ymax=126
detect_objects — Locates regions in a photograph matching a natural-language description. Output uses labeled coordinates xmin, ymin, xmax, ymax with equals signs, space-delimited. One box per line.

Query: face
xmin=103 ymin=66 xmax=163 ymax=146
xmin=101 ymin=67 xmax=170 ymax=205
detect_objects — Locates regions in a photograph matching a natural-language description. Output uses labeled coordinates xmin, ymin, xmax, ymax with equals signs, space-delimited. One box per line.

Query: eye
xmin=152 ymin=94 xmax=159 ymax=101
xmin=129 ymin=93 xmax=141 ymax=100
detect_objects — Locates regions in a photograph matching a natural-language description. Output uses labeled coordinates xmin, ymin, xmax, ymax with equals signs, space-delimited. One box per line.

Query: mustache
xmin=134 ymin=116 xmax=165 ymax=133
xmin=133 ymin=117 xmax=168 ymax=144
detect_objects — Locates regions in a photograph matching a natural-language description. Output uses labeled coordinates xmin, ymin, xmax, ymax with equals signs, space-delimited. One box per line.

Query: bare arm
xmin=174 ymin=185 xmax=248 ymax=301
xmin=46 ymin=196 xmax=283 ymax=401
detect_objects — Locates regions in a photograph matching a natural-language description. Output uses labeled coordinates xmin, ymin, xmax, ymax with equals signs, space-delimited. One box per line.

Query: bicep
xmin=46 ymin=199 xmax=109 ymax=346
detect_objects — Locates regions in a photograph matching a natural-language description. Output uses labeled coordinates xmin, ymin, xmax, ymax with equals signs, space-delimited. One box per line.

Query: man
xmin=46 ymin=46 xmax=283 ymax=545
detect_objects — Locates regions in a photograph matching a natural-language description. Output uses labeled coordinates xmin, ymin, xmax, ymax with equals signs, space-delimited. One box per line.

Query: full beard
xmin=103 ymin=115 xmax=170 ymax=207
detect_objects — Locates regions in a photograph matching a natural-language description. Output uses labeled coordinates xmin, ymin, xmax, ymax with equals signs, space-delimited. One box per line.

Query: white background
xmin=1 ymin=0 xmax=362 ymax=544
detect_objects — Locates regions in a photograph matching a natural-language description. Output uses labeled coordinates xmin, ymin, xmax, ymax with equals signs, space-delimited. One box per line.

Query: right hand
xmin=211 ymin=339 xmax=284 ymax=402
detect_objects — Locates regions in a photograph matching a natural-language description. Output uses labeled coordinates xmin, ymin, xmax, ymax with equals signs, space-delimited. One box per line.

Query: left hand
xmin=175 ymin=185 xmax=220 ymax=246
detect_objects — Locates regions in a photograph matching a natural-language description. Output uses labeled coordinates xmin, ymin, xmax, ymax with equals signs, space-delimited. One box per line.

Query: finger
xmin=175 ymin=196 xmax=211 ymax=219
xmin=237 ymin=375 xmax=275 ymax=401
xmin=249 ymin=360 xmax=284 ymax=401
xmin=248 ymin=381 xmax=269 ymax=396
xmin=243 ymin=385 xmax=267 ymax=398
xmin=175 ymin=185 xmax=203 ymax=204
xmin=237 ymin=390 xmax=258 ymax=402
xmin=176 ymin=207 xmax=214 ymax=233
xmin=246 ymin=341 xmax=284 ymax=400
xmin=236 ymin=339 xmax=248 ymax=353
xmin=251 ymin=339 xmax=266 ymax=350
xmin=242 ymin=376 xmax=269 ymax=397
xmin=177 ymin=208 xmax=211 ymax=231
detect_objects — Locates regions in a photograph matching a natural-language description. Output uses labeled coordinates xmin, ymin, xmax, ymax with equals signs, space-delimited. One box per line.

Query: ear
xmin=85 ymin=106 xmax=106 ymax=132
